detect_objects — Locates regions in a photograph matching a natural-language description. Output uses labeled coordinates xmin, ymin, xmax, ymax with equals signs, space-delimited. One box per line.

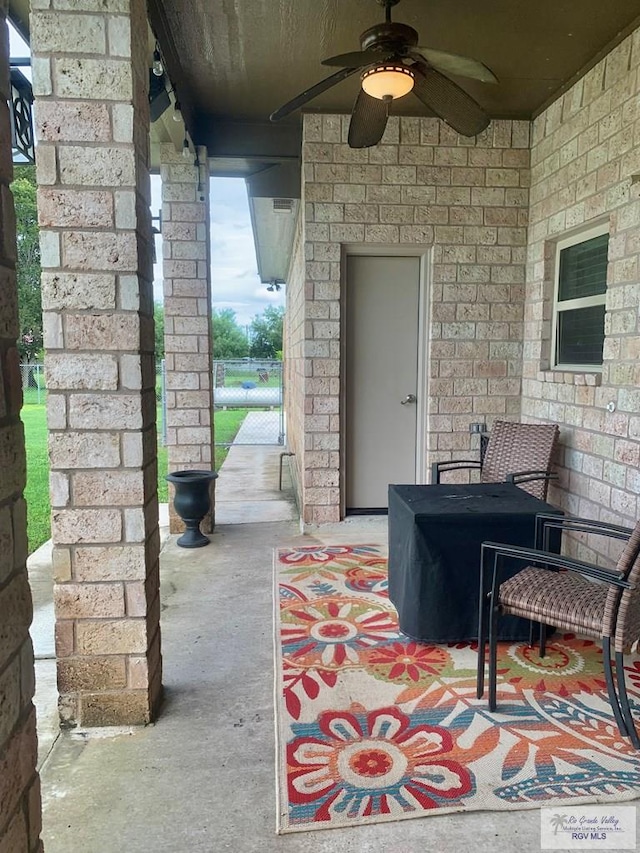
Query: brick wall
xmin=0 ymin=1 xmax=42 ymax=849
xmin=32 ymin=0 xmax=162 ymax=726
xmin=161 ymin=144 xmax=214 ymax=533
xmin=291 ymin=113 xmax=531 ymax=523
xmin=522 ymin=26 xmax=640 ymax=560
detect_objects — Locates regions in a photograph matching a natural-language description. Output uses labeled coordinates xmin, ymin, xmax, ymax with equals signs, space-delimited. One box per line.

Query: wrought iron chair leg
xmin=615 ymin=650 xmax=640 ymax=748
xmin=477 ymin=594 xmax=487 ymax=698
xmin=528 ymin=620 xmax=535 ymax=647
xmin=539 ymin=623 xmax=546 ymax=658
xmin=488 ymin=603 xmax=499 ymax=712
xmin=602 ymin=638 xmax=629 ymax=740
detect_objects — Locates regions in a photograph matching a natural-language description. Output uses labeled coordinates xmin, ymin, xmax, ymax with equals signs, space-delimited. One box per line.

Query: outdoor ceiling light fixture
xmin=361 ymin=64 xmax=414 ymax=100
xmin=148 ymin=40 xmax=171 ymax=122
xmin=173 ymin=100 xmax=182 ymax=122
xmin=152 ymin=44 xmax=164 ymax=76
xmin=267 ymin=279 xmax=284 ymax=292
xmin=195 ymin=150 xmax=205 ymax=199
xmin=149 ymin=70 xmax=170 ymax=122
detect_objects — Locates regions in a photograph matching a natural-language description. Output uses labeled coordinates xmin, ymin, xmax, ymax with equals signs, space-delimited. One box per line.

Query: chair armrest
xmin=506 ymin=470 xmax=558 ymax=486
xmin=534 ymin=512 xmax=634 ymax=551
xmin=480 ymin=540 xmax=632 ymax=589
xmin=431 ymin=459 xmax=480 ymax=484
xmin=534 ymin=513 xmax=634 ymax=538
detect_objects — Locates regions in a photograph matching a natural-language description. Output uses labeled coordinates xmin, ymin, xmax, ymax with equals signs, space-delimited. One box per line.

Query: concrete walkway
xmin=215 ymin=440 xmax=298 ymax=525
xmin=32 ymin=448 xmax=585 ymax=852
xmin=230 ymin=409 xmax=283 ymax=445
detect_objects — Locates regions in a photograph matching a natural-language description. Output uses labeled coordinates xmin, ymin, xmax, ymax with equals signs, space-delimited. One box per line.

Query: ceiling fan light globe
xmin=361 ymin=65 xmax=414 ymax=100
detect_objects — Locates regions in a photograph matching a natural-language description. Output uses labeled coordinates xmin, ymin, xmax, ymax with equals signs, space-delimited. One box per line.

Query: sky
xmin=150 ymin=176 xmax=284 ymax=328
xmin=9 ymin=23 xmax=285 ymax=330
xmin=9 ymin=23 xmax=27 ymax=57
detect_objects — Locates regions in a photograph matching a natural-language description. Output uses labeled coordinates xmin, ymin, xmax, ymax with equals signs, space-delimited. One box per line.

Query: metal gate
xmin=212 ymin=359 xmax=284 ymax=446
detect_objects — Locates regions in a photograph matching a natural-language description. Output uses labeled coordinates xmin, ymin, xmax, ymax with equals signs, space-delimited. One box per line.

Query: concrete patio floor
xmin=29 ymin=447 xmax=627 ymax=852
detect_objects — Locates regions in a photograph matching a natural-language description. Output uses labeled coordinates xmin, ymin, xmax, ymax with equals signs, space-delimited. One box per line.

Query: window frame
xmin=551 ymin=223 xmax=609 ymax=372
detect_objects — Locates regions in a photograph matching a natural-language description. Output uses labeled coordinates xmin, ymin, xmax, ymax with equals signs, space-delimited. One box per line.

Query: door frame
xmin=340 ymin=243 xmax=431 ymax=518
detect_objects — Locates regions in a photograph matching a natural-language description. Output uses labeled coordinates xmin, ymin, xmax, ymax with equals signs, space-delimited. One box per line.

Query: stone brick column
xmin=0 ymin=3 xmax=43 ymax=849
xmin=161 ymin=143 xmax=214 ymax=533
xmin=32 ymin=0 xmax=162 ymax=726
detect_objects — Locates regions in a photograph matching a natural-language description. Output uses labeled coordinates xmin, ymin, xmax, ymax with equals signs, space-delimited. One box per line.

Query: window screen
xmin=558 ymin=234 xmax=608 ymax=302
xmin=554 ymin=229 xmax=608 ymax=369
xmin=556 ymin=304 xmax=606 ymax=366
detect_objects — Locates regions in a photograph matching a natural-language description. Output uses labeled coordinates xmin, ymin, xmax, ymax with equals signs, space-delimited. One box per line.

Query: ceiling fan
xmin=270 ymin=0 xmax=497 ymax=147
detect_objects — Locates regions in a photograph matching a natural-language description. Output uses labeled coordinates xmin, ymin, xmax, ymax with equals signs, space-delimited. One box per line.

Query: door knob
xmin=400 ymin=394 xmax=417 ymax=405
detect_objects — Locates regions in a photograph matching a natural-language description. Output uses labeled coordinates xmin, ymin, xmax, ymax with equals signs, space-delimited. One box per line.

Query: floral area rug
xmin=274 ymin=544 xmax=640 ymax=833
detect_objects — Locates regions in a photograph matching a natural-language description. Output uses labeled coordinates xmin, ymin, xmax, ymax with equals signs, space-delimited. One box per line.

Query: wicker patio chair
xmin=476 ymin=513 xmax=640 ymax=747
xmin=431 ymin=420 xmax=560 ymax=500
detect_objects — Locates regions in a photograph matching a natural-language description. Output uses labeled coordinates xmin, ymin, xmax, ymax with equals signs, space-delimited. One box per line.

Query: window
xmin=552 ymin=225 xmax=609 ymax=370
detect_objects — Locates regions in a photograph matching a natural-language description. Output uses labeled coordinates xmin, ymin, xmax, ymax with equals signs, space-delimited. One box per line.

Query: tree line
xmin=154 ymin=304 xmax=283 ymax=361
xmin=13 ymin=165 xmax=284 ymax=365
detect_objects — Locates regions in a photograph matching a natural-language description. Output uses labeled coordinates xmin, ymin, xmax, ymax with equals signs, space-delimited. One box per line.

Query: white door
xmin=345 ymin=255 xmax=421 ymax=511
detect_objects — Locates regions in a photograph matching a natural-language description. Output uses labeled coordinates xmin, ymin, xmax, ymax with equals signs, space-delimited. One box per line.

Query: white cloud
xmin=151 ymin=175 xmax=284 ymax=327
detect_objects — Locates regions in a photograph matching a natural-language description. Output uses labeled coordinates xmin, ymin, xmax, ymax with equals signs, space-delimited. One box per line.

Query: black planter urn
xmin=166 ymin=469 xmax=218 ymax=548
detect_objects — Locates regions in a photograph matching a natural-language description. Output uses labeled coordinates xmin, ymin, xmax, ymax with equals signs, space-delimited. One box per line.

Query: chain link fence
xmin=24 ymin=360 xmax=285 ymax=448
xmin=213 ymin=359 xmax=284 ymax=446
xmin=158 ymin=358 xmax=284 ymax=447
xmin=19 ymin=362 xmax=46 ymax=404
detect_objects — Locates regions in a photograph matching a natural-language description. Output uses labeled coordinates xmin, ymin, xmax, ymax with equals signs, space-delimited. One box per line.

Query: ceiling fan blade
xmin=322 ymin=49 xmax=391 ymax=68
xmin=269 ymin=67 xmax=360 ymax=121
xmin=348 ymin=90 xmax=389 ymax=149
xmin=410 ymin=46 xmax=498 ymax=84
xmin=411 ymin=62 xmax=490 ymax=137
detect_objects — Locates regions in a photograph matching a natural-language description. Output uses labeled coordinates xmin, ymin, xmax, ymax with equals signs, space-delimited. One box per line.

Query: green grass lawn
xmin=23 ymin=404 xmax=252 ymax=554
xmin=22 ymin=385 xmax=47 ymax=406
xmin=21 ymin=405 xmax=52 ymax=557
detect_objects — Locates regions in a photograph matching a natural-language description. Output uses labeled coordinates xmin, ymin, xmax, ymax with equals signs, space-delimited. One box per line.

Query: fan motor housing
xmin=360 ymin=22 xmax=419 ymax=53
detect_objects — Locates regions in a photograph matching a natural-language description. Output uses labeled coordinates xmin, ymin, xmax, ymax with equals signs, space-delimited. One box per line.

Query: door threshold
xmin=345 ymin=508 xmax=388 ymax=516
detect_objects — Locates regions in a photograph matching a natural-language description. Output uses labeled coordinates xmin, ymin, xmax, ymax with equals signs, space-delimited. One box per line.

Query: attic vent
xmin=273 ymin=198 xmax=293 ymax=213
